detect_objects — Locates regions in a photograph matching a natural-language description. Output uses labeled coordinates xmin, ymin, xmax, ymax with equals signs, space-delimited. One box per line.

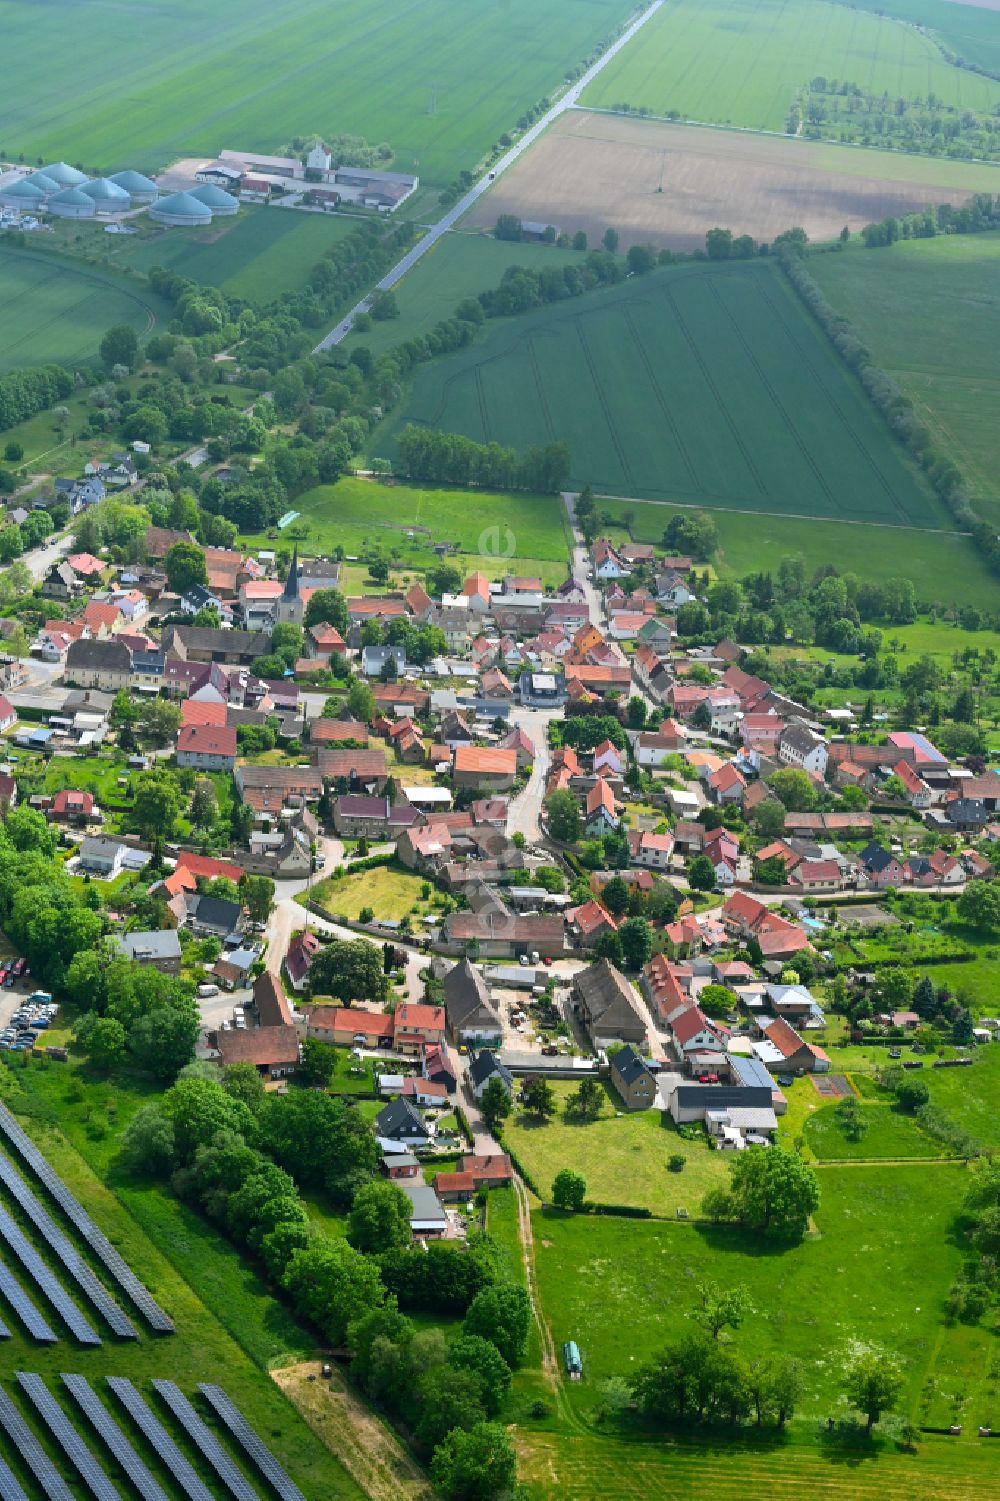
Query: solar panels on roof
xmin=106 ymin=1378 xmax=215 ymax=1501
xmin=152 ymin=1381 xmax=260 ymax=1501
xmin=0 ymin=1206 xmax=100 ymax=1345
xmin=0 ymin=1103 xmax=173 ymax=1332
xmin=198 ymin=1385 xmax=307 ymax=1501
xmin=0 ymin=1149 xmax=136 ymax=1338
xmin=16 ymin=1372 xmax=122 ymax=1501
xmin=63 ymin=1375 xmax=170 ymax=1501
xmin=0 ymin=1384 xmax=74 ymax=1500
xmin=0 ymin=1258 xmax=57 ymax=1342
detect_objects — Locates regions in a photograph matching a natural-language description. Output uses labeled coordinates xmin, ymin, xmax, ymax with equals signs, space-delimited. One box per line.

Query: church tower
xmin=276 ymin=546 xmax=305 ymax=627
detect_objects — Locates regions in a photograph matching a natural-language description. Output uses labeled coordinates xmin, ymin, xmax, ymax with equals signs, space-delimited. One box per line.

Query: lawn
xmin=379 ymin=258 xmax=943 ymax=526
xmin=0 ymin=245 xmax=172 ymax=372
xmin=810 ymin=234 xmax=1000 ymax=521
xmin=596 ymin=499 xmax=1000 ymax=608
xmin=312 ymin=863 xmax=430 ymax=924
xmin=102 ymin=205 xmax=358 ymax=304
xmin=341 ymin=232 xmax=583 ymax=356
xmin=503 ymin=1080 xmax=728 ymax=1215
xmin=0 ymin=0 xmax=636 ymax=185
xmin=581 ymin=0 xmax=1000 ymax=132
xmin=824 ymin=1041 xmax=1000 ymax=1153
xmin=241 ymin=474 xmax=572 ymax=583
xmin=804 ymin=1099 xmax=948 ymax=1160
xmin=530 ymin=1163 xmax=971 ymax=1422
xmin=0 ymin=1057 xmax=362 ymax=1498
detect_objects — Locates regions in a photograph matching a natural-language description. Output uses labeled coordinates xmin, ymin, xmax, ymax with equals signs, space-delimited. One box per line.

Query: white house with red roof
xmin=0 ymin=694 xmax=15 ymax=733
xmin=176 ymin=722 xmax=237 ymax=772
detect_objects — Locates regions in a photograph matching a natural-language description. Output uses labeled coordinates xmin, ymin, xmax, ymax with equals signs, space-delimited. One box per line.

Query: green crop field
xmin=0 ymin=1062 xmax=361 ymax=1498
xmin=581 ymin=0 xmax=1000 ymax=131
xmin=342 ymin=232 xmax=583 ymax=356
xmin=100 ymin=205 xmax=358 ymax=304
xmin=597 ymin=499 xmax=999 ymax=607
xmin=810 ymin=234 xmax=1000 ymax=522
xmin=0 ymin=246 xmax=170 ymax=371
xmin=0 ymin=0 xmax=635 ymax=185
xmin=241 ymin=475 xmax=572 ymax=584
xmin=382 ymin=258 xmax=942 ymax=524
xmin=850 ymin=0 xmax=1000 ymax=80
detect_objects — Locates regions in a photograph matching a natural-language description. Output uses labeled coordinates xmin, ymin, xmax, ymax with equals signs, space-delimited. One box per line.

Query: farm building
xmin=81 ymin=176 xmax=131 ymax=211
xmin=110 ymin=169 xmax=159 ymax=204
xmin=150 ymin=190 xmax=212 ymax=226
xmin=189 ymin=182 xmax=239 ymax=216
xmin=40 ymin=161 xmax=88 ymax=187
xmin=48 ymin=186 xmax=96 ymax=219
xmin=25 ymin=170 xmax=61 ymax=197
xmin=0 ymin=175 xmax=46 ymax=209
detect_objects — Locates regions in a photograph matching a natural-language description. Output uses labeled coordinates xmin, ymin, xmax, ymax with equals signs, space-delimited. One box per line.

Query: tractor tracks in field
xmin=512 ymin=1173 xmax=584 ymax=1434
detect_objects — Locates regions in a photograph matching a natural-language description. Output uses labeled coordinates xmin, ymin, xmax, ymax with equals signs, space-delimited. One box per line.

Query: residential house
xmin=585 ymin=777 xmax=619 ymax=835
xmin=654 ymin=568 xmax=695 ymax=606
xmin=593 ymin=740 xmax=624 ymax=777
xmin=423 ymin=1043 xmax=457 ymax=1092
xmin=572 ymin=959 xmax=646 ymax=1045
xmin=235 ymin=764 xmax=323 ymax=815
xmin=361 ymin=644 xmax=407 ymax=679
xmin=50 ymin=789 xmax=97 ymax=826
xmin=778 ymin=720 xmax=829 ymax=777
xmin=946 ymin=774 xmax=1000 ymax=832
xmin=755 ymin=1017 xmax=830 ymax=1074
xmin=375 ymin=1097 xmax=433 ymax=1149
xmin=442 ymin=959 xmax=502 ymax=1044
xmin=0 ymin=694 xmax=15 ymax=734
xmin=609 ymin=1044 xmax=657 ymax=1110
xmin=628 ymin=830 xmax=674 ymax=870
xmin=670 ymin=1005 xmax=724 ymax=1059
xmin=64 ymin=639 xmax=132 ymax=691
xmin=442 ymin=912 xmax=564 ymax=960
xmin=307 ymin=1008 xmax=395 ymax=1048
xmin=393 ymin=1002 xmax=446 ymax=1054
xmin=285 ymin=929 xmax=321 ymax=990
xmin=41 ymin=561 xmax=81 ymax=601
xmin=78 ymin=836 xmax=130 ymax=879
xmin=591 ymin=539 xmax=629 ymax=579
xmin=857 ymin=842 xmax=908 ymax=889
xmin=453 ymin=745 xmax=517 ymax=792
xmin=469 ymin=1049 xmax=513 ymax=1101
xmin=708 ymin=762 xmax=746 ymax=806
xmin=435 ymin=1154 xmax=513 ymax=1201
xmin=185 ymin=894 xmax=242 ymax=940
xmin=176 ymin=722 xmax=238 ymax=772
xmin=116 ymin=929 xmax=182 ymax=973
xmin=215 ymin=1025 xmax=299 ymax=1079
xmin=569 ymin=899 xmax=618 ymax=948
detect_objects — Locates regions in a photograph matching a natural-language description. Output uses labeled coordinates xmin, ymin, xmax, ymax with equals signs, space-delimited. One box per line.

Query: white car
xmin=197 ymin=983 xmax=219 ymax=998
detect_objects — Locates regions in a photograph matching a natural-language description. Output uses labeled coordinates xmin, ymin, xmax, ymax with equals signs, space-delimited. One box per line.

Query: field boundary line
xmin=593 ymin=490 xmax=962 ymax=534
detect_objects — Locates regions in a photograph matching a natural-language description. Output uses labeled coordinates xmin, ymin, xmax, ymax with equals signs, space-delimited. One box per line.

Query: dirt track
xmin=465 ymin=111 xmax=1000 ymax=250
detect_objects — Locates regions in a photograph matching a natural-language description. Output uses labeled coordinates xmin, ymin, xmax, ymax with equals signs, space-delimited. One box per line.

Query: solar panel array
xmin=0 ymin=1149 xmax=137 ymax=1339
xmin=0 ymin=1384 xmax=74 ymax=1501
xmin=0 ymin=1102 xmax=174 ymax=1333
xmin=0 ymin=1451 xmax=28 ymax=1501
xmin=0 ymin=1258 xmax=57 ymax=1342
xmin=63 ymin=1375 xmax=171 ymax=1501
xmin=16 ymin=1372 xmax=122 ymax=1501
xmin=152 ymin=1380 xmax=261 ymax=1501
xmin=0 ymin=1205 xmax=100 ymax=1345
xmin=198 ymin=1385 xmax=307 ymax=1501
xmin=0 ymin=1313 xmax=9 ymax=1338
xmin=106 ymin=1377 xmax=216 ymax=1501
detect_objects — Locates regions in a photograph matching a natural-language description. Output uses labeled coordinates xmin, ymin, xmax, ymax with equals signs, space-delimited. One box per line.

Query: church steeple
xmin=283 ymin=545 xmax=300 ymax=599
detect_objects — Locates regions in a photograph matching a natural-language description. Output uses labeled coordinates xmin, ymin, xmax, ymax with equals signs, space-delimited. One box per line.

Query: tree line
xmin=0 ymin=363 xmax=74 ymax=433
xmin=123 ymin=1068 xmax=523 ymax=1499
xmin=398 ymin=425 xmax=570 ymax=493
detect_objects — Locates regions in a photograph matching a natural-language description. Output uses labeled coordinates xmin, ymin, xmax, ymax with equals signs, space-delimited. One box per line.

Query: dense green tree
xmin=431 ymin=1422 xmax=517 ymax=1501
xmin=843 ymin=1346 xmax=904 ymax=1434
xmin=283 ymin=1240 xmax=385 ymax=1345
xmin=308 ymin=938 xmax=388 ymax=1005
xmin=163 ymin=540 xmax=208 ymax=594
xmin=348 ymin=1179 xmax=413 ymax=1254
xmin=545 ymin=788 xmax=582 ymax=843
xmin=723 ymin=1146 xmax=819 ymax=1242
xmin=100 ymin=323 xmax=139 ymax=371
xmin=463 ymin=1284 xmax=530 ymax=1368
xmin=552 ymin=1168 xmax=587 ymax=1210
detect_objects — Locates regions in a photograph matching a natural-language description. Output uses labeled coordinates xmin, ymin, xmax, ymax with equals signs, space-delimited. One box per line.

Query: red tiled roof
xmin=454 ymin=746 xmax=516 ymax=776
xmin=181 ymin=699 xmax=227 ymax=728
xmin=177 ymin=851 xmax=245 ymax=884
xmin=178 ymin=723 xmax=237 ymax=758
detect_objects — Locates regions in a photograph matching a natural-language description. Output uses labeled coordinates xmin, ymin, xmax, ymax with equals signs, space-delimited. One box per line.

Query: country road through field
xmin=312 ymin=0 xmax=664 ymax=350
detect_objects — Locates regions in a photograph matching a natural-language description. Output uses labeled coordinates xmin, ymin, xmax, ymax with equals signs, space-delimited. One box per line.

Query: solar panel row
xmin=0 ymin=1258 xmax=57 ymax=1342
xmin=0 ymin=1149 xmax=137 ymax=1339
xmin=152 ymin=1380 xmax=261 ymax=1501
xmin=63 ymin=1375 xmax=171 ymax=1501
xmin=0 ymin=1314 xmax=9 ymax=1338
xmin=0 ymin=1452 xmax=28 ymax=1501
xmin=0 ymin=1384 xmax=75 ymax=1501
xmin=0 ymin=1206 xmax=100 ymax=1345
xmin=198 ymin=1385 xmax=307 ymax=1501
xmin=106 ymin=1377 xmax=215 ymax=1501
xmin=16 ymin=1372 xmax=122 ymax=1501
xmin=0 ymin=1103 xmax=174 ymax=1333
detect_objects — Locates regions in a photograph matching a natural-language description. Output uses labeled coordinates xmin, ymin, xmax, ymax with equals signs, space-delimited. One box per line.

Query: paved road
xmin=20 ymin=529 xmax=72 ymax=585
xmin=506 ymin=706 xmax=557 ymax=843
xmin=313 ymin=0 xmax=663 ymax=350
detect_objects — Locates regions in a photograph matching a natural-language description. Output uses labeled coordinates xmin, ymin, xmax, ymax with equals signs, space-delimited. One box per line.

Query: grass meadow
xmin=810 ymin=234 xmax=1000 ymax=521
xmin=342 ymin=232 xmax=583 ymax=356
xmin=530 ymin=1165 xmax=971 ymax=1419
xmin=803 ymin=1099 xmax=948 ymax=1160
xmin=241 ymin=475 xmax=572 ymax=583
xmin=597 ymin=499 xmax=1000 ymax=607
xmin=0 ymin=0 xmax=635 ymax=185
xmin=382 ymin=258 xmax=941 ymax=523
xmin=312 ymin=863 xmax=430 ymax=923
xmin=0 ymin=1058 xmax=362 ymax=1498
xmin=581 ymin=0 xmax=1000 ymax=131
xmin=0 ymin=246 xmax=171 ymax=371
xmin=103 ymin=205 xmax=359 ymax=304
xmin=503 ymin=1080 xmax=728 ymax=1215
